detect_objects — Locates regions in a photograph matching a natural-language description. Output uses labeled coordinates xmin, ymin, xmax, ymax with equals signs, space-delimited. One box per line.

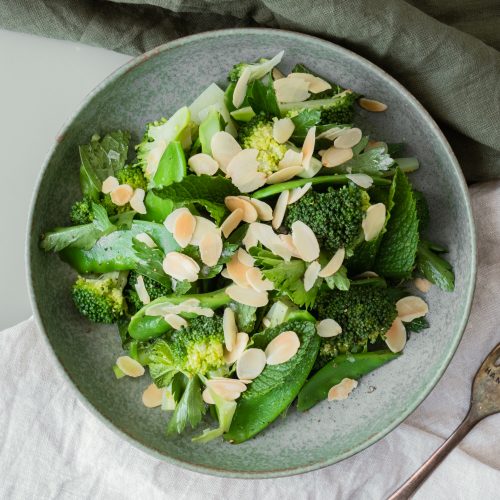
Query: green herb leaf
xmin=336 ymin=146 xmax=395 ymax=175
xmin=131 ymin=239 xmax=171 ymax=288
xmin=147 ymin=339 xmax=179 ymax=388
xmin=291 ymin=63 xmax=344 ymax=99
xmin=324 ymin=265 xmax=350 ymax=291
xmin=229 ymin=302 xmax=257 ymax=333
xmin=406 ymin=316 xmax=430 ymax=332
xmin=415 ymin=240 xmax=455 ymax=291
xmin=247 ymin=78 xmax=280 ymax=117
xmin=290 ymin=109 xmax=321 ymax=140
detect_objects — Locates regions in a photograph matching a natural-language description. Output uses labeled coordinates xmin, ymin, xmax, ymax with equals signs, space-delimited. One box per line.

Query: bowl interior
xmin=28 ymin=29 xmax=475 ymax=477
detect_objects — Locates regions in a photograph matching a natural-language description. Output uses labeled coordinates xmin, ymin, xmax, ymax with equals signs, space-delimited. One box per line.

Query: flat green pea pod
xmin=128 ymin=288 xmax=230 ymax=341
xmin=60 ymin=221 xmax=178 ymax=274
xmin=224 ymin=320 xmax=319 ymax=444
xmin=297 ymin=350 xmax=400 ymax=412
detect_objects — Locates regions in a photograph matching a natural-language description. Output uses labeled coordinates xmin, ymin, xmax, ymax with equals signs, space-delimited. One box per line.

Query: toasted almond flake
xmin=190 ymin=216 xmax=219 ymax=246
xmin=347 ymin=173 xmax=374 ymax=189
xmin=116 ymin=356 xmax=145 ymax=378
xmin=278 ymin=234 xmax=301 ymax=258
xmin=163 ymin=313 xmax=188 ymax=330
xmin=359 ymin=97 xmax=388 ymax=112
xmin=142 ymin=383 xmax=164 ymax=408
xmin=162 ymin=251 xmax=200 ymax=282
xmin=262 ymin=318 xmax=271 ymax=328
xmin=355 ymin=271 xmax=379 ymax=279
xmin=145 ymin=140 xmax=167 ymax=177
xmin=251 ymin=222 xmax=293 ymax=261
xmin=188 ymin=153 xmax=219 ymax=176
xmin=288 ymin=182 xmax=312 ymax=204
xmin=237 ymin=379 xmax=253 ymax=384
xmin=396 ymin=296 xmax=429 ymax=322
xmin=288 ymin=72 xmax=332 ymax=93
xmin=242 ymin=224 xmax=259 ymax=251
xmin=226 ymin=284 xmax=268 ymax=307
xmin=301 ymin=126 xmax=316 ymax=172
xmin=145 ymin=298 xmax=201 ymax=317
xmin=317 ymin=318 xmax=343 ymax=338
xmin=206 ymin=378 xmax=247 ymax=399
xmin=362 ymin=203 xmax=386 ymax=241
xmin=235 ymin=172 xmax=267 ymax=193
xmin=223 ymin=308 xmax=238 ymax=352
xmin=321 ymin=146 xmax=353 ymax=168
xmin=318 ymin=248 xmax=346 ymax=278
xmin=211 ymin=131 xmax=242 ymax=173
xmin=246 ymin=267 xmax=274 ymax=292
xmin=226 ymin=252 xmax=251 ymax=287
xmin=225 ymin=196 xmax=258 ymax=222
xmin=164 ymin=207 xmax=191 ymax=232
xmin=266 ymin=165 xmax=303 ymax=184
xmin=224 ymin=332 xmax=249 ymax=364
xmin=129 ymin=188 xmax=147 ymax=214
xmin=274 ymin=77 xmax=310 ymax=103
xmin=272 ymin=67 xmax=285 ymax=80
xmin=134 ymin=275 xmax=151 ymax=305
xmin=328 ymin=378 xmax=358 ymax=401
xmin=102 ymin=176 xmax=119 ymax=194
xmin=202 ymin=387 xmax=215 ymax=404
xmin=221 ymin=268 xmax=230 ymax=279
xmin=221 ymin=208 xmax=243 ymax=238
xmin=236 ymin=348 xmax=267 ymax=380
xmin=233 ymin=66 xmax=252 ymax=108
xmin=181 ymin=305 xmax=214 ymax=318
xmin=385 ymin=318 xmax=407 ymax=353
xmin=272 ymin=190 xmax=289 ymax=229
xmin=199 ymin=230 xmax=223 ymax=266
xmin=291 ymin=220 xmax=320 ymax=262
xmin=365 ymin=140 xmax=388 ymax=153
xmin=334 ymin=127 xmax=363 ymax=149
xmin=226 ymin=148 xmax=259 ymax=182
xmin=273 ymin=118 xmax=295 ymax=144
xmin=279 ymin=149 xmax=304 ymax=169
xmin=173 ymin=210 xmax=197 ymax=248
xmin=316 ymin=126 xmax=348 ymax=141
xmin=265 ymin=331 xmax=300 ymax=365
xmin=304 ymin=261 xmax=321 ymax=291
xmin=248 ymin=198 xmax=273 ymax=221
xmin=110 ymin=184 xmax=134 ymax=206
xmin=414 ymin=277 xmax=432 ymax=293
xmin=237 ymin=248 xmax=255 ymax=267
xmin=135 ymin=232 xmax=156 ymax=248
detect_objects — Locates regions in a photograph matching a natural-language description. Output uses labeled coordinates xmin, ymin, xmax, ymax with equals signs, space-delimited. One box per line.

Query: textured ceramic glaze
xmin=27 ymin=29 xmax=476 ymax=478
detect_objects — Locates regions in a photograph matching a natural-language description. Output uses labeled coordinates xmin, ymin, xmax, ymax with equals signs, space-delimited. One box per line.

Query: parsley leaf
xmin=131 ymin=238 xmax=171 ymax=288
xmin=337 ymin=146 xmax=395 ymax=175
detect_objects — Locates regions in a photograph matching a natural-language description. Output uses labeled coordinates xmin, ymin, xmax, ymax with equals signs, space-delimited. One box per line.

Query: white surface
xmin=0 ymin=29 xmax=130 ymax=329
xmin=1 ymin=182 xmax=499 ymax=499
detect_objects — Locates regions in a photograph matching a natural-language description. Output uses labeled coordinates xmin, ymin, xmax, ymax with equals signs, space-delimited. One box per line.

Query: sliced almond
xmin=173 ymin=210 xmax=197 ymax=248
xmin=233 ymin=66 xmax=252 ymax=108
xmin=414 ymin=277 xmax=432 ymax=293
xmin=274 ymin=77 xmax=310 ymax=103
xmin=396 ymin=296 xmax=429 ymax=322
xmin=265 ymin=330 xmax=300 ymax=365
xmin=248 ymin=198 xmax=273 ymax=221
xmin=145 ymin=140 xmax=167 ymax=177
xmin=188 ymin=153 xmax=219 ymax=176
xmin=273 ymin=118 xmax=295 ymax=144
xmin=334 ymin=128 xmax=362 ymax=149
xmin=317 ymin=318 xmax=343 ymax=338
xmin=362 ymin=203 xmax=386 ymax=241
xmin=221 ymin=208 xmax=244 ymax=238
xmin=236 ymin=172 xmax=267 ymax=193
xmin=242 ymin=223 xmax=259 ymax=251
xmin=365 ymin=140 xmax=388 ymax=153
xmin=287 ymin=182 xmax=310 ymax=204
xmin=206 ymin=378 xmax=246 ymax=401
xmin=110 ymin=184 xmax=134 ymax=206
xmin=272 ymin=190 xmax=289 ymax=230
xmin=190 ymin=216 xmax=218 ymax=246
xmin=318 ymin=248 xmax=345 ymax=278
xmin=266 ymin=165 xmax=303 ymax=184
xmin=142 ymin=383 xmax=163 ymax=408
xmin=226 ymin=148 xmax=259 ymax=182
xmin=328 ymin=378 xmax=358 ymax=401
xmin=355 ymin=271 xmax=379 ymax=279
xmin=385 ymin=317 xmax=407 ymax=353
xmin=116 ymin=356 xmax=144 ymax=378
xmin=251 ymin=222 xmax=293 ymax=261
xmin=135 ymin=232 xmax=156 ymax=248
xmin=236 ymin=348 xmax=267 ymax=380
xmin=225 ymin=196 xmax=258 ymax=223
xmin=347 ymin=173 xmax=374 ymax=189
xmin=145 ymin=298 xmax=201 ymax=317
xmin=224 ymin=332 xmax=249 ymax=364
xmin=199 ymin=230 xmax=223 ymax=267
xmin=202 ymin=387 xmax=215 ymax=404
xmin=288 ymin=72 xmax=332 ymax=93
xmin=272 ymin=67 xmax=285 ymax=80
xmin=291 ymin=220 xmax=320 ymax=262
xmin=223 ymin=308 xmax=238 ymax=352
xmin=359 ymin=97 xmax=388 ymax=112
xmin=321 ymin=147 xmax=353 ymax=168
xmin=279 ymin=149 xmax=303 ymax=169
xmin=246 ymin=267 xmax=274 ymax=292
xmin=226 ymin=284 xmax=268 ymax=307
xmin=237 ymin=248 xmax=255 ymax=267
xmin=226 ymin=252 xmax=252 ymax=287
xmin=164 ymin=207 xmax=192 ymax=233
xmin=163 ymin=313 xmax=188 ymax=330
xmin=102 ymin=176 xmax=119 ymax=194
xmin=279 ymin=234 xmax=301 ymax=258
xmin=134 ymin=275 xmax=151 ymax=305
xmin=129 ymin=188 xmax=147 ymax=214
xmin=211 ymin=131 xmax=242 ymax=173
xmin=304 ymin=261 xmax=321 ymax=292
xmin=301 ymin=126 xmax=316 ymax=172
xmin=162 ymin=251 xmax=200 ymax=282
xmin=316 ymin=126 xmax=348 ymax=141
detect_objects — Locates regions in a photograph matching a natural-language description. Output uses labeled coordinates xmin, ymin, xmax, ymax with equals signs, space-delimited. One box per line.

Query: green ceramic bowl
xmin=27 ymin=28 xmax=476 ymax=478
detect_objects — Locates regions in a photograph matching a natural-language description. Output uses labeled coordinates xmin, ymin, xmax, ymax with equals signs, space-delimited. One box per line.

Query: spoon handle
xmin=387 ymin=411 xmax=480 ymax=500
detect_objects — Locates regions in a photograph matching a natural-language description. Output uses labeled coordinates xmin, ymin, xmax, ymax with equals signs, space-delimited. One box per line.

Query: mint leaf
xmin=131 ymin=238 xmax=171 ymax=288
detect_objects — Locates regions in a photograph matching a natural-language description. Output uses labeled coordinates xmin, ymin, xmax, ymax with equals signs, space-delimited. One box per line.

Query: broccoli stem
xmin=251 ymin=175 xmax=391 ymax=199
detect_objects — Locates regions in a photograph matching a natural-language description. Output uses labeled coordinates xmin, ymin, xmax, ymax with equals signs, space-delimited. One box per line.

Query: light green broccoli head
xmin=69 ymin=196 xmax=94 ymax=225
xmin=116 ymin=165 xmax=147 ymax=191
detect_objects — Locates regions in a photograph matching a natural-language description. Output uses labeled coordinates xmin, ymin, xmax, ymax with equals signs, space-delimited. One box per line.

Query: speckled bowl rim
xmin=27 ymin=27 xmax=477 ymax=479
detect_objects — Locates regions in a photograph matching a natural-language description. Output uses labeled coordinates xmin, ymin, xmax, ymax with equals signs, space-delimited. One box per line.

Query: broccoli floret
xmin=72 ymin=271 xmax=128 ymax=323
xmin=117 ymin=165 xmax=147 ymax=191
xmin=125 ymin=271 xmax=171 ymax=312
xmin=238 ymin=114 xmax=287 ymax=174
xmin=284 ymin=185 xmax=370 ymax=253
xmin=69 ymin=195 xmax=94 ymax=225
xmin=314 ymin=285 xmax=398 ymax=366
xmin=228 ymin=53 xmax=283 ymax=83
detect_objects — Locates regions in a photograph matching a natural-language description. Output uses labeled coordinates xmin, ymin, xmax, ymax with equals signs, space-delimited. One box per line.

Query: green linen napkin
xmin=1 ymin=0 xmax=499 ymax=182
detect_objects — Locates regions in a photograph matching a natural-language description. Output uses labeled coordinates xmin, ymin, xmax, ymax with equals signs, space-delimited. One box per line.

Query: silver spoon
xmin=388 ymin=343 xmax=500 ymax=499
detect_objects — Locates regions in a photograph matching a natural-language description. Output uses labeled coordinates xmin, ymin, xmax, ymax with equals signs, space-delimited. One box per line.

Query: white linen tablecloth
xmin=1 ymin=182 xmax=499 ymax=500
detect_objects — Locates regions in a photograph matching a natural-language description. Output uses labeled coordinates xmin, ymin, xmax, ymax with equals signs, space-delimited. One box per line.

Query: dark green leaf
xmin=290 ymin=109 xmax=321 ymax=141
xmin=415 ymin=240 xmax=455 ymax=291
xmin=131 ymin=239 xmax=171 ymax=287
xmin=229 ymin=302 xmax=257 ymax=333
xmin=247 ymin=78 xmax=280 ymax=117
xmin=406 ymin=316 xmax=430 ymax=332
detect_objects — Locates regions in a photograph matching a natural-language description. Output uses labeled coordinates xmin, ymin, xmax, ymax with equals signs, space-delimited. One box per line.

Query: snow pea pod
xmin=297 ymin=350 xmax=400 ymax=411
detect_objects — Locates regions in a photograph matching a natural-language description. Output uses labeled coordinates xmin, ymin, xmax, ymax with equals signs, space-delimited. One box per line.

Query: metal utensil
xmin=388 ymin=343 xmax=500 ymax=499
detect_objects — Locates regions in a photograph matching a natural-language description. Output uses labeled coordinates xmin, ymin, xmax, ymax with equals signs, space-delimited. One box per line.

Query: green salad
xmin=41 ymin=51 xmax=455 ymax=444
